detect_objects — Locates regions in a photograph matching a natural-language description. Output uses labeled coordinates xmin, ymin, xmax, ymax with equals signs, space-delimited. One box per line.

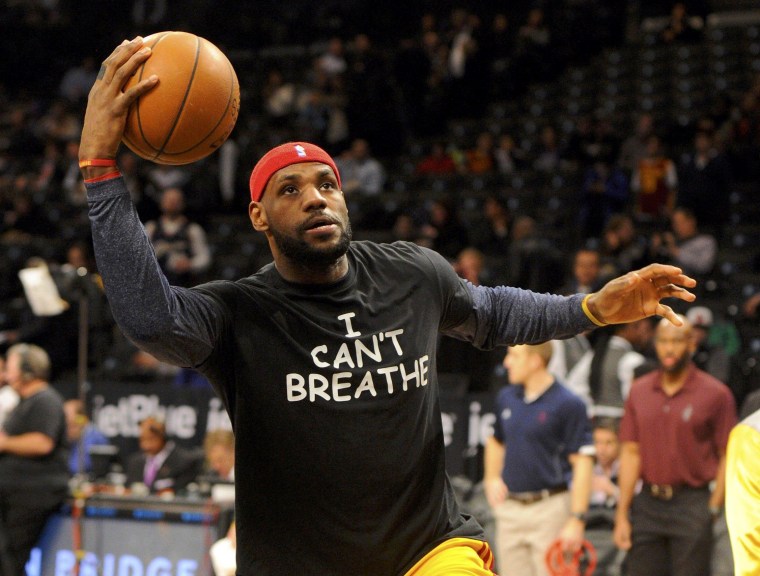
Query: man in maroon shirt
xmin=613 ymin=315 xmax=736 ymax=576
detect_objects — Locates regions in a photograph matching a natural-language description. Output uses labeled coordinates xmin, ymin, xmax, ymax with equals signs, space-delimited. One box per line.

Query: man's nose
xmin=302 ymin=185 xmax=327 ymax=209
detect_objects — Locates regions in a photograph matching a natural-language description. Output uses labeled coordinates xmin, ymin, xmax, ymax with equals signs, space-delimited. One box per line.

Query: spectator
xmin=471 ymin=194 xmax=511 ymax=285
xmin=118 ymin=150 xmax=157 ymax=222
xmin=686 ymin=305 xmax=731 ymax=385
xmin=659 ymin=2 xmax=703 ymax=45
xmin=630 ymin=134 xmax=677 ymax=223
xmin=0 ymin=256 xmax=81 ymax=379
xmin=484 ymin=342 xmax=594 ymax=575
xmin=317 ymin=37 xmax=347 ymax=80
xmin=559 ymin=248 xmax=605 ymax=296
xmin=590 ymin=417 xmax=622 ymax=510
xmin=61 ymin=137 xmax=87 ymax=207
xmin=145 ymin=163 xmax=191 ymax=198
xmin=124 ymin=415 xmax=202 ymax=495
xmin=1 ymin=178 xmax=54 ymax=241
xmin=203 ymin=429 xmax=235 ymax=482
xmin=0 ymin=344 xmax=69 ymax=576
xmin=0 ymin=357 xmax=18 ymax=430
xmin=420 ymin=196 xmax=470 ymax=260
xmin=335 ymin=138 xmax=387 ymax=227
xmin=35 ymin=99 xmax=82 ymax=145
xmin=64 ymin=398 xmax=111 ymax=477
xmin=415 ymin=141 xmax=457 ymax=175
xmin=677 ymin=129 xmax=733 ymax=236
xmin=586 ymin=417 xmax=627 ymax=576
xmin=510 ymin=7 xmax=553 ymax=93
xmin=335 ymin=138 xmax=386 ymax=198
xmin=261 ymin=67 xmax=299 ymax=127
xmin=493 ymin=133 xmax=525 ymax=175
xmin=613 ymin=316 xmax=737 ymax=576
xmin=548 ymin=333 xmax=592 ymax=388
xmin=618 ymin=113 xmax=655 ymax=176
xmin=437 ymin=247 xmax=505 ymax=392
xmin=465 ymin=131 xmax=496 ymax=174
xmin=482 ymin=13 xmax=515 ymax=100
xmin=565 ymin=319 xmax=653 ymax=417
xmin=532 ymin=124 xmax=562 ymax=173
xmin=144 ymin=187 xmax=212 ymax=287
xmin=599 ymin=214 xmax=650 ymax=279
xmin=506 ymin=215 xmax=565 ymax=294
xmin=579 ymin=159 xmax=629 ymax=242
xmin=650 ymin=207 xmax=718 ymax=278
xmin=58 ymin=56 xmax=98 ymax=104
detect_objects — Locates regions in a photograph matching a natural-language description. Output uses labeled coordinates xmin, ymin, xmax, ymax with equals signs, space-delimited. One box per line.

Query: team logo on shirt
xmin=501 ymin=408 xmax=511 ymax=421
xmin=682 ymin=404 xmax=693 ymax=422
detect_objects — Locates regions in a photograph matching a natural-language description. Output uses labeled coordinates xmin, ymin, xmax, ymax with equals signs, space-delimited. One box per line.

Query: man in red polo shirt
xmin=613 ymin=315 xmax=736 ymax=576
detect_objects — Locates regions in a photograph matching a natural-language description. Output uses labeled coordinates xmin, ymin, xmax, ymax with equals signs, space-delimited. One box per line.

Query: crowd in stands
xmin=1 ymin=0 xmax=760 ymax=573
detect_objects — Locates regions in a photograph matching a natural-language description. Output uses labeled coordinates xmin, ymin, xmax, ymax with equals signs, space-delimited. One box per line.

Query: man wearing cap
xmin=686 ymin=305 xmax=731 ymax=385
xmin=77 ymin=38 xmax=697 ymax=576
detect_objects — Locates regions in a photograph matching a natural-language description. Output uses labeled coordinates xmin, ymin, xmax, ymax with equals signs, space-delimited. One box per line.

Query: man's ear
xmin=249 ymin=201 xmax=268 ymax=232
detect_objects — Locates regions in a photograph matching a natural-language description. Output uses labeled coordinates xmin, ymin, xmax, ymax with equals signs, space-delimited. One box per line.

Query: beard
xmin=661 ymin=349 xmax=692 ymax=375
xmin=269 ymin=218 xmax=353 ymax=268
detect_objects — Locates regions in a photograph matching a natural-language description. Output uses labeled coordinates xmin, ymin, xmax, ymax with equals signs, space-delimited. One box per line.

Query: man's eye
xmin=282 ymin=186 xmax=298 ymax=194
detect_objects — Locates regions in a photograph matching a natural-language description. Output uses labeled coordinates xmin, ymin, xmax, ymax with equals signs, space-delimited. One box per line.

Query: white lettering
xmin=118 ymin=554 xmax=143 ymax=575
xmin=166 ymin=407 xmax=196 ymax=439
xmin=309 ymin=374 xmax=331 ymax=402
xmin=420 ymin=355 xmax=429 ymax=387
xmin=441 ymin=412 xmax=456 ymax=447
xmin=399 ymin=359 xmax=420 ymax=391
xmin=311 ymin=345 xmax=330 ymax=368
xmin=54 ymin=550 xmax=75 ymax=576
xmin=286 ymin=374 xmax=307 ymax=401
xmin=333 ymin=343 xmax=356 ymax=369
xmin=332 ymin=372 xmax=352 ymax=402
xmin=354 ymin=335 xmax=381 ymax=368
xmin=384 ymin=329 xmax=405 ymax=355
xmin=206 ymin=397 xmax=232 ymax=432
xmin=177 ymin=560 xmax=198 ymax=576
xmin=338 ymin=312 xmax=361 ymax=337
xmin=354 ymin=372 xmax=378 ymax=398
xmin=376 ymin=366 xmax=399 ymax=394
xmin=146 ymin=557 xmax=172 ymax=576
xmin=468 ymin=402 xmax=497 ymax=447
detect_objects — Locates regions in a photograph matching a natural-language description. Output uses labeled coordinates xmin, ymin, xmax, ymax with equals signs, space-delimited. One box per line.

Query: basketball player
xmin=77 ymin=37 xmax=697 ymax=575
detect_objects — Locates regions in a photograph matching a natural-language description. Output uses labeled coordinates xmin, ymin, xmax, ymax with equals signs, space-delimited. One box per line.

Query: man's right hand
xmin=613 ymin=514 xmax=632 ymax=550
xmin=484 ymin=477 xmax=508 ymax=508
xmin=79 ymin=37 xmax=158 ymax=179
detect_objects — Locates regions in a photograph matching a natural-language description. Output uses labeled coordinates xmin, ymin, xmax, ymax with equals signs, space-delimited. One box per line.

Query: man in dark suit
xmin=125 ymin=416 xmax=201 ymax=494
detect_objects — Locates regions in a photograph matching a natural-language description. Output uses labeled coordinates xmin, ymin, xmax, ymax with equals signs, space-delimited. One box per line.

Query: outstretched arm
xmin=583 ymin=263 xmax=696 ymax=327
xmin=81 ymin=38 xmax=219 ymax=367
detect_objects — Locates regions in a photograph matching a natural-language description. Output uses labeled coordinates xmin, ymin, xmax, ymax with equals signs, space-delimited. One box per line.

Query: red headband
xmin=249 ymin=142 xmax=341 ymax=202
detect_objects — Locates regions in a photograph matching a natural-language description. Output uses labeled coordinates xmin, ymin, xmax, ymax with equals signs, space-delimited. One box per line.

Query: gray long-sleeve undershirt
xmin=86 ymin=177 xmax=595 ymax=369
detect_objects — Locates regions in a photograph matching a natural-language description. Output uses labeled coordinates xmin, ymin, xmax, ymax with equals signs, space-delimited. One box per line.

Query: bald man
xmin=613 ymin=316 xmax=736 ymax=576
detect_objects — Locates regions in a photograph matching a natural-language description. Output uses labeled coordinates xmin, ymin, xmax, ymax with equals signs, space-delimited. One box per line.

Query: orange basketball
xmin=122 ymin=31 xmax=240 ymax=165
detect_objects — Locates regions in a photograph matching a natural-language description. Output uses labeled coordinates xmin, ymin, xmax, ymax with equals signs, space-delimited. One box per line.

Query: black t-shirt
xmin=0 ymin=386 xmax=69 ymax=490
xmin=195 ymin=241 xmax=483 ymax=575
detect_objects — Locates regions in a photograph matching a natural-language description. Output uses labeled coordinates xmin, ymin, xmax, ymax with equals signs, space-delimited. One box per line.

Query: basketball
xmin=122 ymin=31 xmax=240 ymax=165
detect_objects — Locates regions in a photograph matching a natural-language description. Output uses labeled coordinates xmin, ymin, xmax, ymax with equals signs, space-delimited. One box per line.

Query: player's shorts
xmin=404 ymin=537 xmax=496 ymax=575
